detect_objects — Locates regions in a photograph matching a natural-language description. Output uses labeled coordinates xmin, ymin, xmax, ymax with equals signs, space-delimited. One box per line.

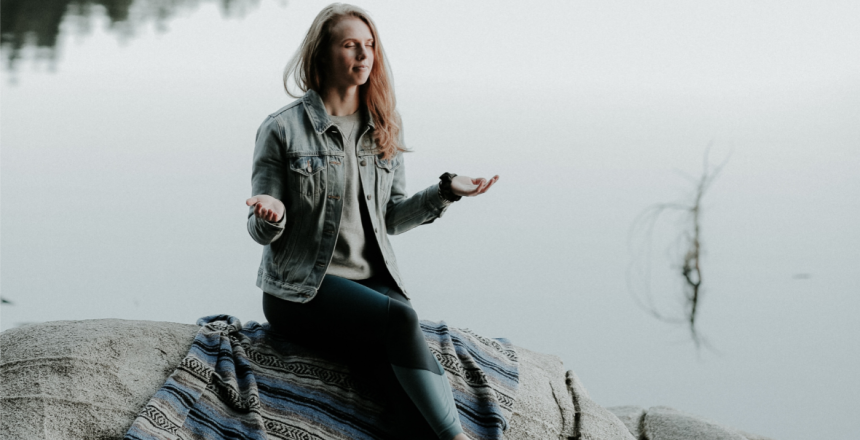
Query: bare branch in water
xmin=627 ymin=147 xmax=729 ymax=350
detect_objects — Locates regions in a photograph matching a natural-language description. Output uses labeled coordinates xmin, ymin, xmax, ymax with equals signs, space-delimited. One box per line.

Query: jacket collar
xmin=303 ymin=88 xmax=376 ymax=135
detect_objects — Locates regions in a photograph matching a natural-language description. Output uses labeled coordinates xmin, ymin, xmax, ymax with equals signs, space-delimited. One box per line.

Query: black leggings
xmin=263 ymin=272 xmax=464 ymax=440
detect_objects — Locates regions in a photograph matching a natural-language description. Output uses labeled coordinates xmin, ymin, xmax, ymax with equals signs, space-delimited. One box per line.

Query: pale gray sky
xmin=2 ymin=1 xmax=858 ymax=439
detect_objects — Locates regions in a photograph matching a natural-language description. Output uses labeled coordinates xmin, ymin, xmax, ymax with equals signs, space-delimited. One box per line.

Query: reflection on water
xmin=0 ymin=0 xmax=264 ymax=71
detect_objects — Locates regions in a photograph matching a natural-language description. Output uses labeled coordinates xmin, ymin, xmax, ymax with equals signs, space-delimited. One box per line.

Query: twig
xmin=626 ymin=147 xmax=729 ymax=349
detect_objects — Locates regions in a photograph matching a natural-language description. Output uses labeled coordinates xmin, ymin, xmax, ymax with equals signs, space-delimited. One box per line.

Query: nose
xmin=357 ymin=46 xmax=367 ymax=60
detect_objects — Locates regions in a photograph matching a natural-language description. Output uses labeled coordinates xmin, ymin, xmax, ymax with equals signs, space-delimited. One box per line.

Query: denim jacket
xmin=247 ymin=89 xmax=453 ymax=302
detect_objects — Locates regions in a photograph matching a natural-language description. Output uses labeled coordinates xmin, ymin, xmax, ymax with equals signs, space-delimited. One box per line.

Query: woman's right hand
xmin=246 ymin=195 xmax=285 ymax=223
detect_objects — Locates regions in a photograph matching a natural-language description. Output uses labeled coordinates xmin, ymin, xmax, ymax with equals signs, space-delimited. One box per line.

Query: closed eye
xmin=345 ymin=41 xmax=374 ymax=48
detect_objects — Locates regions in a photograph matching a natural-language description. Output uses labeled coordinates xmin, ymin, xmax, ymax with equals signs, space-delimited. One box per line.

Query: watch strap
xmin=438 ymin=172 xmax=462 ymax=202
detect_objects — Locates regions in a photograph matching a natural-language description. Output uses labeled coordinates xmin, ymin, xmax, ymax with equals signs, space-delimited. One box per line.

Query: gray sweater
xmin=324 ymin=109 xmax=384 ymax=280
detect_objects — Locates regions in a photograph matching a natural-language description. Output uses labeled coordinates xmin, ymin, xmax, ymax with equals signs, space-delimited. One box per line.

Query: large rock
xmin=607 ymin=406 xmax=777 ymax=440
xmin=1 ymin=320 xmax=198 ymax=440
xmin=567 ymin=372 xmax=637 ymax=440
xmin=0 ymin=319 xmax=774 ymax=440
xmin=499 ymin=346 xmax=632 ymax=439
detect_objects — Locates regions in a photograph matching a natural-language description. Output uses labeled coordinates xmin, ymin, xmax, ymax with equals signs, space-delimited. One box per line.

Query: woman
xmin=244 ymin=4 xmax=498 ymax=440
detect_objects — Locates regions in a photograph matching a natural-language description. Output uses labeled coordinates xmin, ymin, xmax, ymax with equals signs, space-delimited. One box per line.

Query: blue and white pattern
xmin=124 ymin=314 xmax=519 ymax=440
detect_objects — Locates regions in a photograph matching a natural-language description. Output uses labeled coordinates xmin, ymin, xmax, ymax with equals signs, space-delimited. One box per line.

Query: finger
xmin=480 ymin=176 xmax=499 ymax=193
xmin=468 ymin=178 xmax=484 ymax=194
xmin=474 ymin=177 xmax=491 ymax=195
xmin=255 ymin=204 xmax=264 ymax=218
xmin=246 ymin=197 xmax=257 ymax=206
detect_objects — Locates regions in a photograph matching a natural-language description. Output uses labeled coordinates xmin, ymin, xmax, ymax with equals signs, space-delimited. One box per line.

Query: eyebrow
xmin=341 ymin=37 xmax=374 ymax=43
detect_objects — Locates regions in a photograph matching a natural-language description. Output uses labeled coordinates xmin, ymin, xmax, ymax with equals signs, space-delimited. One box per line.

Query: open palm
xmin=450 ymin=175 xmax=500 ymax=197
xmin=245 ymin=194 xmax=285 ymax=222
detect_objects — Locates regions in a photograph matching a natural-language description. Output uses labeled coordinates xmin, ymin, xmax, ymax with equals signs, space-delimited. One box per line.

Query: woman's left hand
xmin=451 ymin=175 xmax=500 ymax=197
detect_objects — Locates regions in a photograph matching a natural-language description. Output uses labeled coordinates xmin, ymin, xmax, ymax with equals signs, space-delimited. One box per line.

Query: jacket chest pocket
xmin=374 ymin=154 xmax=401 ymax=199
xmin=287 ymin=155 xmax=327 ymax=196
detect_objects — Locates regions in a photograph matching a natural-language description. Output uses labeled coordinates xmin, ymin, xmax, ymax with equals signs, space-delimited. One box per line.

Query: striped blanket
xmin=124 ymin=314 xmax=519 ymax=440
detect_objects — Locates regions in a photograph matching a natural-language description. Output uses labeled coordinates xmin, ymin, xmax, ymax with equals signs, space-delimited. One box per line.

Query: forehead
xmin=330 ymin=16 xmax=374 ymax=41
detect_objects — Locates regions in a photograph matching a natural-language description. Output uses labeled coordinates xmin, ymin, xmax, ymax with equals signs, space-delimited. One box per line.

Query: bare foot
xmin=451 ymin=433 xmax=472 ymax=440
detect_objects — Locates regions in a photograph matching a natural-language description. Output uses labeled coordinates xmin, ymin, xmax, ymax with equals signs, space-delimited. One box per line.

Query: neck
xmin=321 ymin=84 xmax=361 ymax=116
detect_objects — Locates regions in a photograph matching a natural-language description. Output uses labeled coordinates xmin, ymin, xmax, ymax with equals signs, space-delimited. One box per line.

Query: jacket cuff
xmin=435 ymin=182 xmax=457 ymax=206
xmin=425 ymin=183 xmax=453 ymax=216
xmin=248 ymin=206 xmax=286 ymax=245
xmin=263 ymin=214 xmax=286 ymax=228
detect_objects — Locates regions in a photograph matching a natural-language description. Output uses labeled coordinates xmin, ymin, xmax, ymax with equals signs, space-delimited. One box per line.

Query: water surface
xmin=2 ymin=1 xmax=858 ymax=439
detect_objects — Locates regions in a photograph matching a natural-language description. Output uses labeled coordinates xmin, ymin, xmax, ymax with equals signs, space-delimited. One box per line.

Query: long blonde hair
xmin=283 ymin=3 xmax=409 ymax=160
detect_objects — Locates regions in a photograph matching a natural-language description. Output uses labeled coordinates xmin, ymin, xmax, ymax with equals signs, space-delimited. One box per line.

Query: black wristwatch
xmin=438 ymin=172 xmax=462 ymax=202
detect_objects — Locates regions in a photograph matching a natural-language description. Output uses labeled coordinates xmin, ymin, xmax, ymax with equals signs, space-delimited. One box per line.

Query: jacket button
xmin=367 ymin=195 xmax=372 ymax=200
xmin=360 ymin=160 xmax=367 ymax=166
xmin=374 ymin=227 xmax=378 ymax=233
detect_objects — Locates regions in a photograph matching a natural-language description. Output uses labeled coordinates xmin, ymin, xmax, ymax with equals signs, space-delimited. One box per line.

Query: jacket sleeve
xmin=384 ymin=122 xmax=454 ymax=235
xmin=247 ymin=115 xmax=287 ymax=245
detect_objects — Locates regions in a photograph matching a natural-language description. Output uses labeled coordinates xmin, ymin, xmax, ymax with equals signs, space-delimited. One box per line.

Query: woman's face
xmin=324 ymin=16 xmax=375 ymax=89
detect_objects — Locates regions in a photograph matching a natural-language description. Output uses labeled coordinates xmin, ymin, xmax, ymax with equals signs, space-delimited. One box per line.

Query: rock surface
xmin=568 ymin=372 xmax=636 ymax=440
xmin=1 ymin=319 xmax=198 ymax=440
xmin=1 ymin=319 xmax=775 ymax=440
xmin=607 ymin=406 xmax=776 ymax=440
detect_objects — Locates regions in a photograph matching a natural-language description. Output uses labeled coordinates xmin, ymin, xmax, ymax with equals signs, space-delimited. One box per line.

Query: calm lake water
xmin=2 ymin=1 xmax=858 ymax=439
